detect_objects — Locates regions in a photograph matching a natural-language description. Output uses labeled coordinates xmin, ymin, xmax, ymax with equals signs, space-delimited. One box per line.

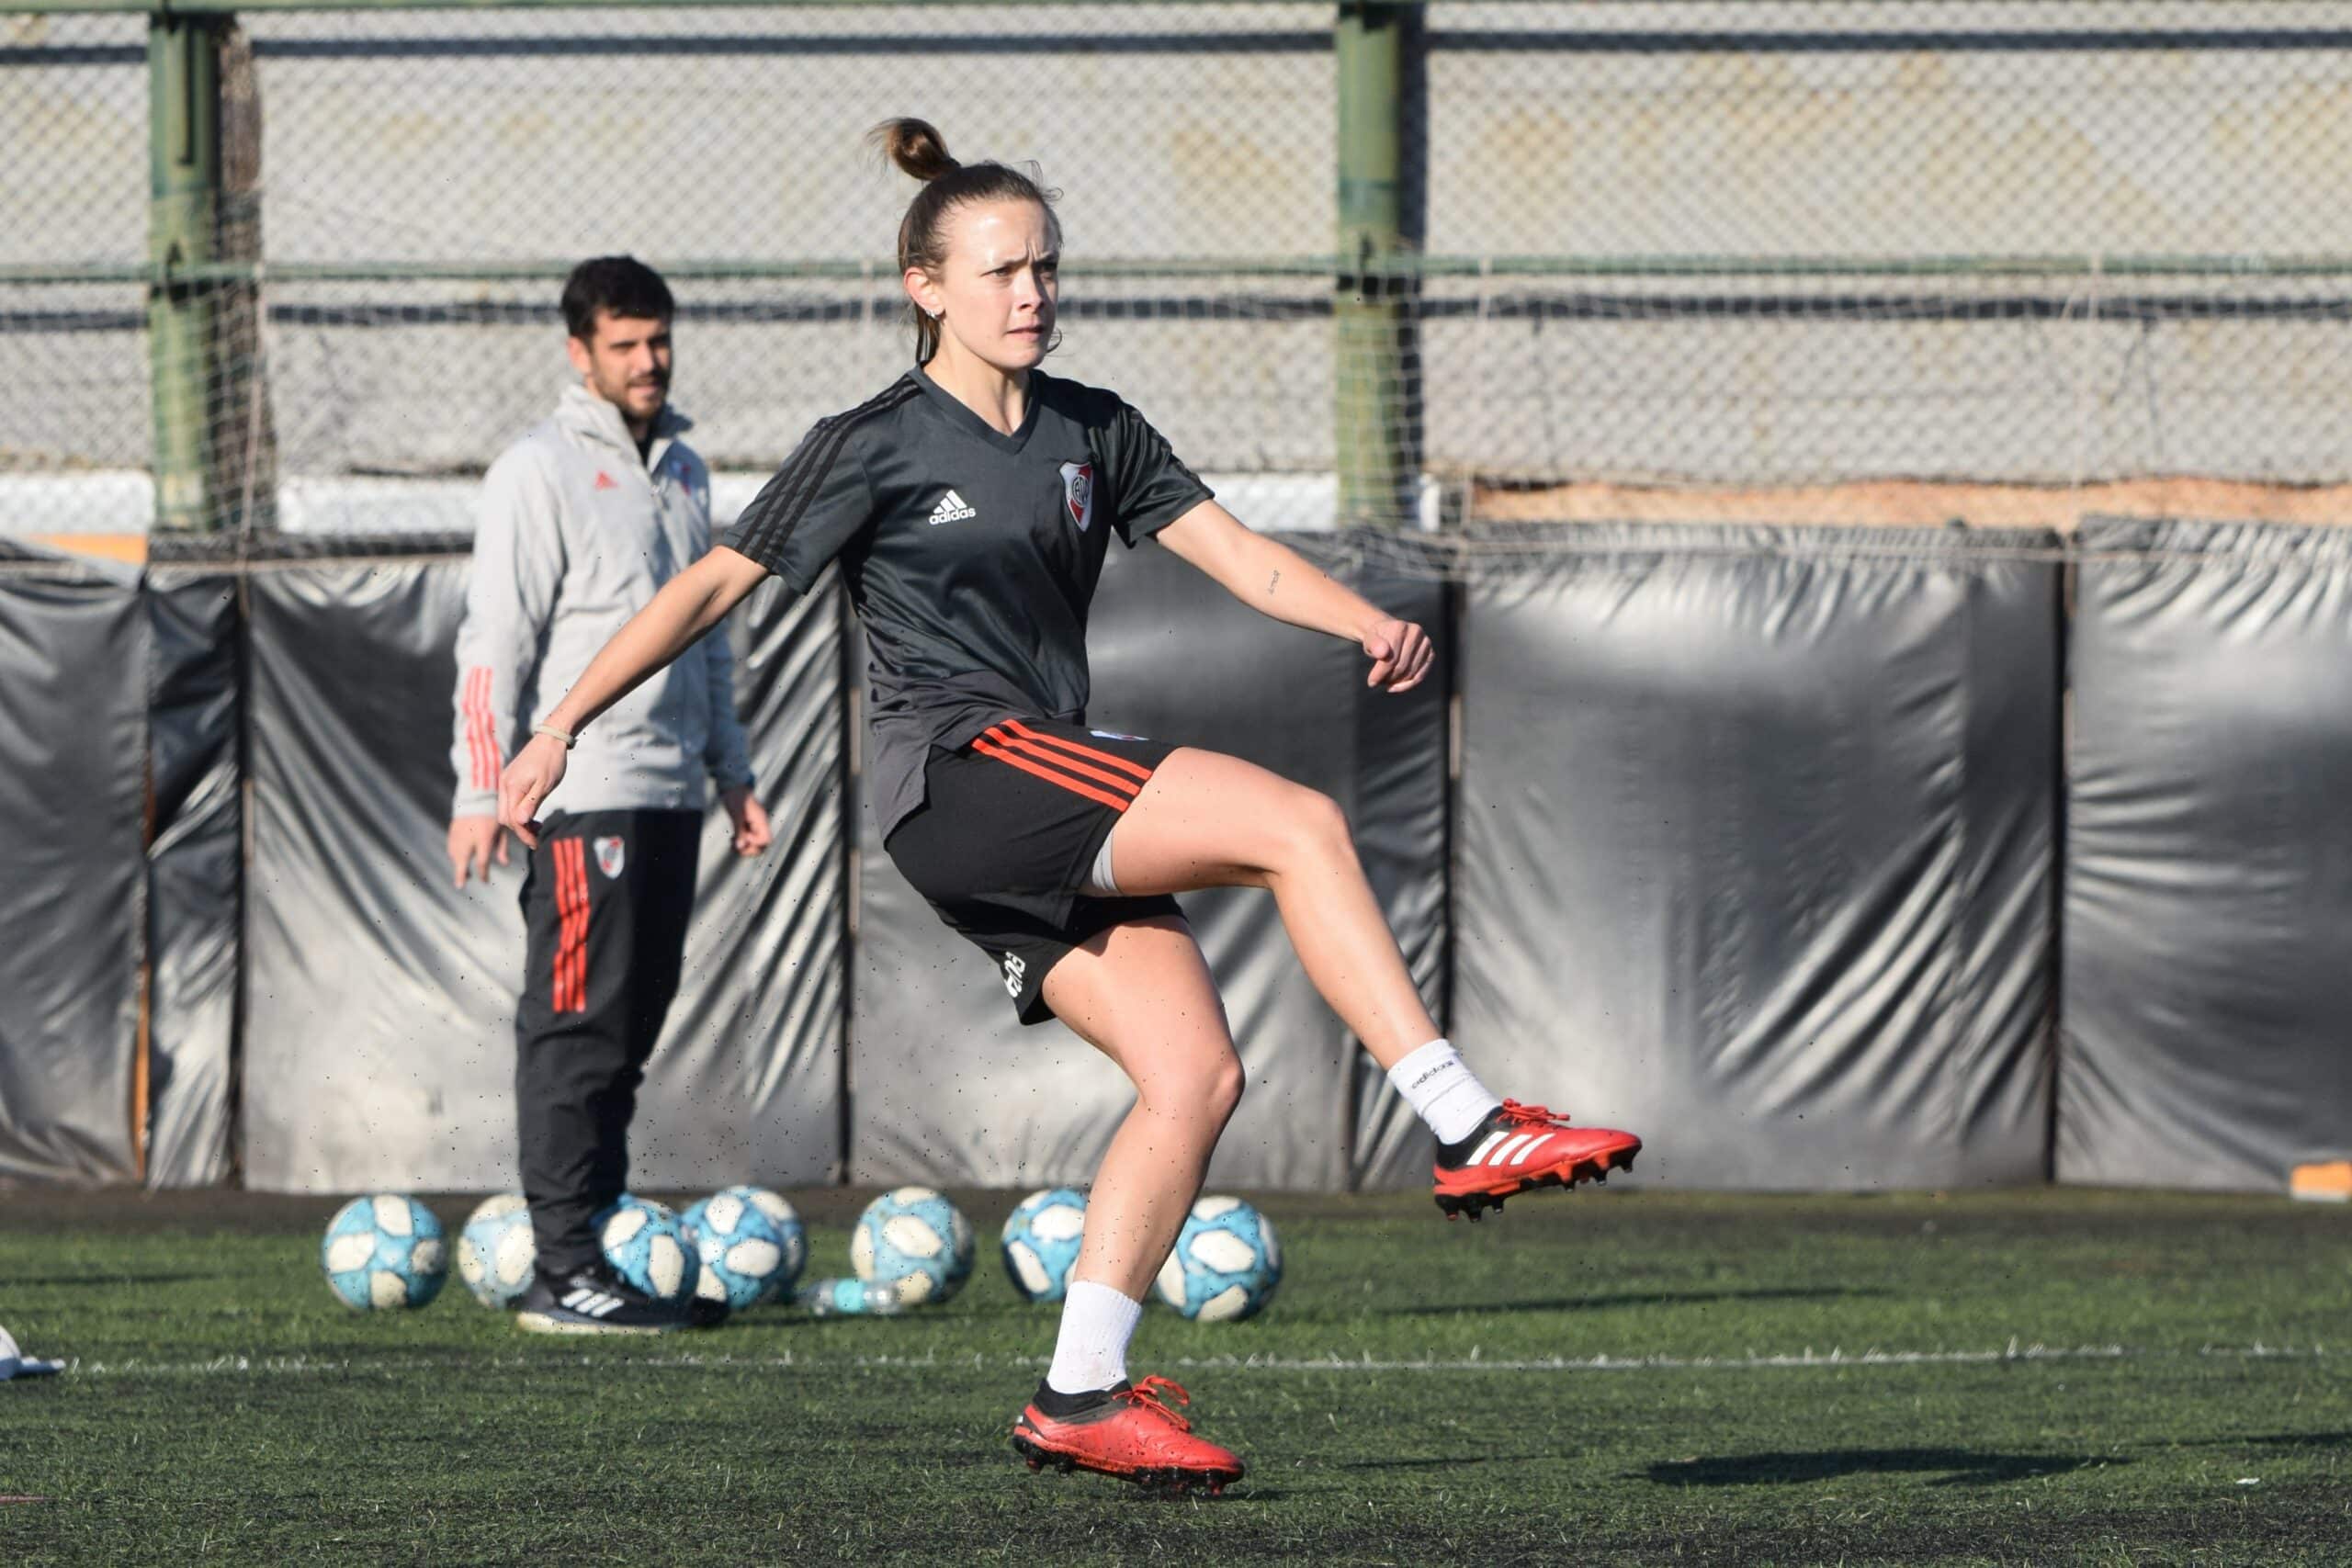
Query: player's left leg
xmin=1102 ymin=747 xmax=1640 ymax=1218
xmin=1043 ymin=914 xmax=1238 ymax=1307
xmin=1004 ymin=915 xmax=1246 ymax=1494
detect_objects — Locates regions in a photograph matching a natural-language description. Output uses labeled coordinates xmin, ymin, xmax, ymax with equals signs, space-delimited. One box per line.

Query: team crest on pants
xmin=1058 ymin=461 xmax=1094 ymax=532
xmin=593 ymin=836 xmax=627 ymax=879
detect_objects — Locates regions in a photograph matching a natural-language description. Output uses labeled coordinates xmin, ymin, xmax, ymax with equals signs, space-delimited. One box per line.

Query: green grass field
xmin=3 ymin=1187 xmax=2349 ymax=1565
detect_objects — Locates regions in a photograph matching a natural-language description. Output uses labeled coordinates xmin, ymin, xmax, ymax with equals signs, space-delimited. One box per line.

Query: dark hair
xmin=869 ymin=118 xmax=1060 ymax=364
xmin=560 ymin=255 xmax=673 ymax=341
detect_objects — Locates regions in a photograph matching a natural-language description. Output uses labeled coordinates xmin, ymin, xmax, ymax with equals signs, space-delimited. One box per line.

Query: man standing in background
xmin=447 ymin=255 xmax=771 ymax=1335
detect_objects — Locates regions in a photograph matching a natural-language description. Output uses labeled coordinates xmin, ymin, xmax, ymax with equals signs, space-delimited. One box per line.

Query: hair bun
xmin=870 ymin=118 xmax=959 ymax=183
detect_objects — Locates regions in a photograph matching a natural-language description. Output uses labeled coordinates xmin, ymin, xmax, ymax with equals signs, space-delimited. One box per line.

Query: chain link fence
xmin=5 ymin=1 xmax=2352 ymax=541
xmin=2 ymin=11 xmax=148 ymax=515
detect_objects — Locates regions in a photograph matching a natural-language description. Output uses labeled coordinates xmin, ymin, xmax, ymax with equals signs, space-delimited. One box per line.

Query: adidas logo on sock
xmin=928 ymin=489 xmax=978 ymax=525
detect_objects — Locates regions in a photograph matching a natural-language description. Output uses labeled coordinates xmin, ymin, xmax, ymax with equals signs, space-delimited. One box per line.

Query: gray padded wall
xmin=850 ymin=535 xmax=1449 ymax=1190
xmin=1453 ymin=525 xmax=2060 ymax=1190
xmin=0 ymin=560 xmax=145 ymax=1183
xmin=240 ymin=556 xmax=846 ymax=1192
xmin=2060 ymin=519 xmax=2352 ymax=1190
xmin=142 ymin=570 xmax=243 ymax=1187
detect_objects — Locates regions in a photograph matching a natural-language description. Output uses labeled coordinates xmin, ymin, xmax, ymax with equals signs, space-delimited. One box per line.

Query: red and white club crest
xmin=1058 ymin=460 xmax=1094 ymax=532
xmin=593 ymin=835 xmax=627 ymax=880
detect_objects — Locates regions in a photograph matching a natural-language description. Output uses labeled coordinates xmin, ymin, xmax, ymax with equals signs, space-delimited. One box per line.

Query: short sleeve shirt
xmin=722 ymin=365 xmax=1214 ymax=838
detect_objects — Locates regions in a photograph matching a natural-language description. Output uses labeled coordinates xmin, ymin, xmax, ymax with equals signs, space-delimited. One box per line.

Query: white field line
xmin=50 ymin=1341 xmax=2335 ymax=1380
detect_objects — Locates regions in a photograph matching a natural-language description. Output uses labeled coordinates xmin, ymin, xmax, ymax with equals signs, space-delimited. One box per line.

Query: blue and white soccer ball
xmin=594 ymin=1194 xmax=698 ymax=1303
xmin=1153 ymin=1195 xmax=1282 ymax=1323
xmin=456 ymin=1192 xmax=537 ymax=1309
xmin=1001 ymin=1187 xmax=1090 ymax=1303
xmin=321 ymin=1194 xmax=448 ymax=1311
xmin=796 ymin=1276 xmax=916 ymax=1316
xmin=682 ymin=1186 xmax=806 ymax=1311
xmin=851 ymin=1186 xmax=975 ymax=1307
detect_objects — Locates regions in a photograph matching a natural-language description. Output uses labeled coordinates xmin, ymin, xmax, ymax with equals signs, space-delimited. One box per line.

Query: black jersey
xmin=722 ymin=365 xmax=1214 ymax=836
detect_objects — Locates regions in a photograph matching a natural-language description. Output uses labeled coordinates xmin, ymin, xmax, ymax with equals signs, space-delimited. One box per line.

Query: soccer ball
xmin=682 ymin=1186 xmax=806 ymax=1310
xmin=594 ymin=1194 xmax=698 ymax=1303
xmin=1154 ymin=1195 xmax=1282 ymax=1323
xmin=321 ymin=1194 xmax=448 ymax=1311
xmin=796 ymin=1276 xmax=916 ymax=1316
xmin=1001 ymin=1187 xmax=1089 ymax=1303
xmin=850 ymin=1186 xmax=975 ymax=1307
xmin=456 ymin=1192 xmax=537 ymax=1309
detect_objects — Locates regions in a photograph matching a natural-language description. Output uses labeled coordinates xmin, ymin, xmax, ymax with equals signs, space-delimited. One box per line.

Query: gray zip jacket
xmin=450 ymin=384 xmax=753 ymax=818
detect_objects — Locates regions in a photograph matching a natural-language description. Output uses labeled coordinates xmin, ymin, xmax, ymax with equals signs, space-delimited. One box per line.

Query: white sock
xmin=1387 ymin=1038 xmax=1502 ymax=1145
xmin=1046 ymin=1280 xmax=1145 ymax=1395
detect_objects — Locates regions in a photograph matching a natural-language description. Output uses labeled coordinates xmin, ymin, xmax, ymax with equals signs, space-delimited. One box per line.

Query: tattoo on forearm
xmin=1267 ymin=570 xmax=1282 ymax=595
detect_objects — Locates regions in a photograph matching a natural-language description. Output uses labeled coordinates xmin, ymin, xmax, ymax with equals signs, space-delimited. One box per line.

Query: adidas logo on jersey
xmin=928 ymin=489 xmax=978 ymax=525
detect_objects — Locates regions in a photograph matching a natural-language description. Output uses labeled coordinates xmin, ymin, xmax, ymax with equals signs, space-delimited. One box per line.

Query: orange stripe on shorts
xmin=1002 ymin=718 xmax=1156 ymax=783
xmin=984 ymin=726 xmax=1144 ymax=798
xmin=972 ymin=736 xmax=1135 ymax=814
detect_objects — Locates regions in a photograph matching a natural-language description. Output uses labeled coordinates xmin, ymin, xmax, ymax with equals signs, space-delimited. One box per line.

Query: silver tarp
xmin=2060 ymin=519 xmax=2352 ymax=1190
xmin=237 ymin=554 xmax=846 ymax=1192
xmin=142 ymin=570 xmax=243 ymax=1186
xmin=33 ymin=517 xmax=2352 ymax=1198
xmin=0 ymin=555 xmax=144 ymax=1182
xmin=1452 ymin=525 xmax=2062 ymax=1190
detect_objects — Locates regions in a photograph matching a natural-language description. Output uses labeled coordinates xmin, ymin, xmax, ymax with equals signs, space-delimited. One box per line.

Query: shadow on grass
xmin=1641 ymin=1449 xmax=2115 ymax=1488
xmin=1366 ymin=1285 xmax=1887 ymax=1318
xmin=1332 ymin=1456 xmax=1495 ymax=1472
xmin=2234 ymin=1431 xmax=2352 ymax=1450
xmin=7 ymin=1272 xmax=224 ymax=1288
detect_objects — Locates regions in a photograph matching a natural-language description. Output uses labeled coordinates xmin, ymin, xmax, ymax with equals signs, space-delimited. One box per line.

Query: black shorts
xmin=883 ymin=716 xmax=1185 ymax=1026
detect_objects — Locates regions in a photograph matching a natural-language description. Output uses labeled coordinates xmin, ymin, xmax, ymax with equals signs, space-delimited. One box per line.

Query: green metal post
xmin=148 ymin=12 xmax=225 ymax=532
xmin=1335 ymin=1 xmax=1408 ymax=526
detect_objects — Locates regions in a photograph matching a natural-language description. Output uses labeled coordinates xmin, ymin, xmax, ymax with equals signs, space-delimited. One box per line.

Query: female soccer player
xmin=498 ymin=118 xmax=1641 ymax=1493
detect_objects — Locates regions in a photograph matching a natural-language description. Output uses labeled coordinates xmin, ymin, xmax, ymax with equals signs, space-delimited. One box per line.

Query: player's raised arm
xmin=1152 ymin=501 xmax=1436 ymax=694
xmin=498 ymin=544 xmax=768 ymax=845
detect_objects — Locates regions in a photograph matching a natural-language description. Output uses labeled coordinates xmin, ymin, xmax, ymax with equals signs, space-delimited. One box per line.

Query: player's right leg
xmin=1006 ymin=916 xmax=1246 ymax=1493
xmin=1102 ymin=748 xmax=1641 ymax=1216
xmin=510 ymin=814 xmax=696 ymax=1334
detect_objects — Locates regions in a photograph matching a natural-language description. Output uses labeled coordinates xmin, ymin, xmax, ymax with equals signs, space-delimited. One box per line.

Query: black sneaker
xmin=514 ymin=1262 xmax=696 ymax=1336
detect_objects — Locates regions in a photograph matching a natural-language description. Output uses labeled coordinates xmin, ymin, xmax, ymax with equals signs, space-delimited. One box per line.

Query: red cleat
xmin=1011 ymin=1376 xmax=1244 ymax=1495
xmin=1433 ymin=1099 xmax=1642 ymax=1221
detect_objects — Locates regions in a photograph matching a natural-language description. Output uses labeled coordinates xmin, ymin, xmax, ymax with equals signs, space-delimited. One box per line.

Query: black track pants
xmin=514 ymin=808 xmax=701 ymax=1276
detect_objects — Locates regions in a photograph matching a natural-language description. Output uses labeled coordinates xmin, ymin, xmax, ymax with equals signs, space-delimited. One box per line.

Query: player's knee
xmin=1205 ymin=1051 xmax=1246 ymax=1123
xmin=1283 ymin=786 xmax=1354 ymax=866
xmin=1145 ymin=1049 xmax=1244 ymax=1126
